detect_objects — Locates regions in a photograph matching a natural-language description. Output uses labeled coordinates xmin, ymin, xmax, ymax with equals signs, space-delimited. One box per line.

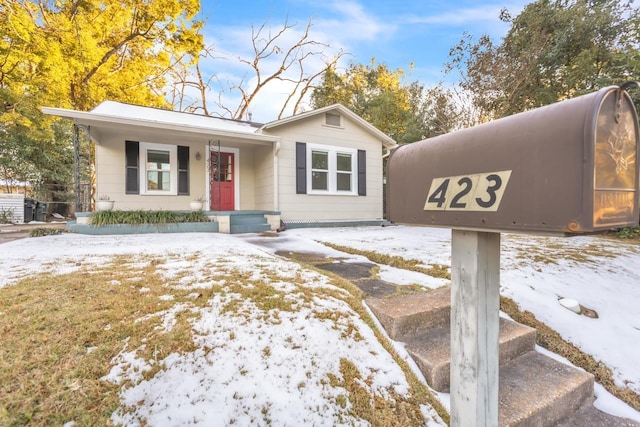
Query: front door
xmin=210 ymin=152 xmax=235 ymax=211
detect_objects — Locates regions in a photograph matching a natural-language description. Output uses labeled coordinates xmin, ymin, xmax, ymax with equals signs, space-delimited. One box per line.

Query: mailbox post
xmin=387 ymin=85 xmax=639 ymax=427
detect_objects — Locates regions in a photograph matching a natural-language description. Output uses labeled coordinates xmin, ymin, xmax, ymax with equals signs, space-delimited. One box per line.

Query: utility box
xmin=387 ymin=85 xmax=640 ymax=234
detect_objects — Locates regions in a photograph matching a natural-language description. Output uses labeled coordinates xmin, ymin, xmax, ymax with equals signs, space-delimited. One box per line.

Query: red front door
xmin=210 ymin=152 xmax=235 ymax=211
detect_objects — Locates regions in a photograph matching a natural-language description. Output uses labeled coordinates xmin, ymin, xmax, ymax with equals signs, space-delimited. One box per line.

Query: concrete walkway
xmin=0 ymin=222 xmax=67 ymax=244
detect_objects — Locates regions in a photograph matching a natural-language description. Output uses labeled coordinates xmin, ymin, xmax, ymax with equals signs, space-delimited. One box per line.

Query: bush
xmin=617 ymin=226 xmax=640 ymax=239
xmin=30 ymin=228 xmax=64 ymax=237
xmin=89 ymin=210 xmax=210 ymax=226
xmin=0 ymin=208 xmax=15 ymax=224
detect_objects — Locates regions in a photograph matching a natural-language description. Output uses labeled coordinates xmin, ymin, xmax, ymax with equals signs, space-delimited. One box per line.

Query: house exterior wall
xmin=263 ymin=113 xmax=385 ymax=222
xmin=94 ymin=128 xmax=268 ymax=211
xmin=254 ymin=145 xmax=275 ymax=211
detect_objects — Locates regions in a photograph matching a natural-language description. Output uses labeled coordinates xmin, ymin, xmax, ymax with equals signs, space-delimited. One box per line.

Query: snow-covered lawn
xmin=1 ymin=225 xmax=639 ymax=425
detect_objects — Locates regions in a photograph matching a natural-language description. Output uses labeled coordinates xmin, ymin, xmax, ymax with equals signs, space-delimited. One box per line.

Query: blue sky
xmin=193 ymin=0 xmax=531 ymax=121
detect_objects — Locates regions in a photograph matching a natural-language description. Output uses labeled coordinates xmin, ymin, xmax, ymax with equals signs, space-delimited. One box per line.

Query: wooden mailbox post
xmin=386 ymin=85 xmax=640 ymax=426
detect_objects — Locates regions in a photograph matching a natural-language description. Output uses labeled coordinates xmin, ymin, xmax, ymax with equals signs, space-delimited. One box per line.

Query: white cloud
xmin=407 ymin=5 xmax=504 ymax=26
xmin=312 ymin=0 xmax=395 ymax=43
xmin=403 ymin=1 xmax=529 ymax=28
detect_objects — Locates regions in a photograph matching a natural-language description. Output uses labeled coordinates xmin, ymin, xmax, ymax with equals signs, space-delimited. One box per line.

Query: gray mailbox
xmin=387 ymin=85 xmax=640 ymax=234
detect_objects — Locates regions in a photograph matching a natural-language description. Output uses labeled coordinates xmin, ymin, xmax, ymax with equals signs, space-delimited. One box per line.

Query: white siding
xmin=0 ymin=194 xmax=25 ymax=223
xmin=254 ymin=145 xmax=275 ymax=211
xmin=264 ymin=113 xmax=385 ymax=221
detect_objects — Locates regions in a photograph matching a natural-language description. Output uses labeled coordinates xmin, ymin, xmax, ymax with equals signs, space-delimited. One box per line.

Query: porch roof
xmin=42 ymin=101 xmax=280 ymax=144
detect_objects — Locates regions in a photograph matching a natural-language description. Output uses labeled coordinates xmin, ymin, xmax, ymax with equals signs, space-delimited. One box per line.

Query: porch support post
xmin=73 ymin=124 xmax=82 ymax=212
xmin=450 ymin=229 xmax=500 ymax=427
xmin=273 ymin=140 xmax=280 ymax=211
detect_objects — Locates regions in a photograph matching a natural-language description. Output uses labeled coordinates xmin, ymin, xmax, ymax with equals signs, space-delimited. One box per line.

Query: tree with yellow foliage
xmin=0 ymin=0 xmax=203 ymax=208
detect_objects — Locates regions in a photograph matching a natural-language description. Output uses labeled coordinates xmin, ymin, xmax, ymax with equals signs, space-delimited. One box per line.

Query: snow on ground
xmin=1 ymin=225 xmax=640 ymax=424
xmin=0 ymin=232 xmax=440 ymax=426
xmin=283 ymin=225 xmax=640 ymax=418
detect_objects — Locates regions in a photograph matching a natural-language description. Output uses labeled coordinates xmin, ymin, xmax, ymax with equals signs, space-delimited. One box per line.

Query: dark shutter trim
xmin=125 ymin=141 xmax=139 ymax=194
xmin=296 ymin=142 xmax=307 ymax=194
xmin=357 ymin=149 xmax=366 ymax=196
xmin=177 ymin=145 xmax=189 ymax=195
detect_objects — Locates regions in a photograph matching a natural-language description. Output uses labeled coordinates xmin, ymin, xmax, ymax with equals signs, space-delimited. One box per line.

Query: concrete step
xmin=230 ymin=215 xmax=268 ymax=225
xmin=499 ymin=351 xmax=594 ymax=427
xmin=366 ymin=287 xmax=450 ymax=341
xmin=229 ymin=223 xmax=271 ymax=234
xmin=406 ymin=317 xmax=536 ymax=392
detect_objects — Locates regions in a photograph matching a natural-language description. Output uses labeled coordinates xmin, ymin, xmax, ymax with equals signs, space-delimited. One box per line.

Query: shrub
xmin=89 ymin=210 xmax=210 ymax=226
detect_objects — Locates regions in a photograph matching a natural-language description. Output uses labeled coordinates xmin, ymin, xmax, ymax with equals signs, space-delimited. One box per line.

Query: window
xmin=306 ymin=143 xmax=357 ymax=195
xmin=140 ymin=142 xmax=177 ymax=195
xmin=126 ymin=142 xmax=189 ymax=195
xmin=146 ymin=149 xmax=171 ymax=191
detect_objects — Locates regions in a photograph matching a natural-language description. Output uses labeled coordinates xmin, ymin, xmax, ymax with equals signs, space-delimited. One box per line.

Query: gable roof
xmin=260 ymin=104 xmax=397 ymax=149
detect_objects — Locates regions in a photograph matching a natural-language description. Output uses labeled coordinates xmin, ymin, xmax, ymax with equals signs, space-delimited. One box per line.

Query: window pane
xmin=337 ymin=172 xmax=351 ymax=191
xmin=147 ymin=171 xmax=159 ymax=190
xmin=312 ymin=171 xmax=328 ymax=190
xmin=147 ymin=171 xmax=170 ymax=191
xmin=337 ymin=153 xmax=352 ymax=171
xmin=147 ymin=150 xmax=170 ymax=170
xmin=312 ymin=151 xmax=328 ymax=170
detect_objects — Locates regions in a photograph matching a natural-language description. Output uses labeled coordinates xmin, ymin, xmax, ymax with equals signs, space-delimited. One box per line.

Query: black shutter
xmin=177 ymin=146 xmax=189 ymax=195
xmin=296 ymin=142 xmax=307 ymax=194
xmin=125 ymin=141 xmax=139 ymax=194
xmin=357 ymin=149 xmax=366 ymax=196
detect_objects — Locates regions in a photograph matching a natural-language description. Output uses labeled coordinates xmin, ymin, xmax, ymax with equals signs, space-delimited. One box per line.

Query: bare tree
xmin=171 ymin=17 xmax=348 ymax=120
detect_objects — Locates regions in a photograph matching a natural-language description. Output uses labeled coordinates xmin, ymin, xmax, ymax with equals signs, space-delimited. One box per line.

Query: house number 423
xmin=423 ymin=170 xmax=512 ymax=212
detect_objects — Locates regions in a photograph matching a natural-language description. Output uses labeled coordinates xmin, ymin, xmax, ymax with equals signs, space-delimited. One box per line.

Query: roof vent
xmin=325 ymin=112 xmax=341 ymax=127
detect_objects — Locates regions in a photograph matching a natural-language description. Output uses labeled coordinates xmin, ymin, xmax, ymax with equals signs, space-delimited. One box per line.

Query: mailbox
xmin=387 ymin=85 xmax=640 ymax=234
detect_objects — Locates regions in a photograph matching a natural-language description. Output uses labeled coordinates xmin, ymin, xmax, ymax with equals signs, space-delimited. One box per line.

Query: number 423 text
xmin=424 ymin=170 xmax=512 ymax=212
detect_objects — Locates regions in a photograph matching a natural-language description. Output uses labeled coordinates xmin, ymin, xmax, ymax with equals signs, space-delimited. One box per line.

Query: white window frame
xmin=306 ymin=143 xmax=357 ymax=195
xmin=139 ymin=142 xmax=178 ymax=195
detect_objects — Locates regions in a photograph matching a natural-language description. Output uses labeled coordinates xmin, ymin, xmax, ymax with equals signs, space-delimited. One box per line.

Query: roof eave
xmin=41 ymin=106 xmax=280 ymax=143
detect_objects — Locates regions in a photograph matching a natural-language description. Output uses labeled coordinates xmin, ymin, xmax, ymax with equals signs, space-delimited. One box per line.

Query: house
xmin=42 ymin=101 xmax=397 ymax=233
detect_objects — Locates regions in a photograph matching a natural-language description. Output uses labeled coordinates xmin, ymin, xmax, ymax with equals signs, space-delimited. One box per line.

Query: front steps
xmin=229 ymin=213 xmax=271 ymax=234
xmin=366 ymin=288 xmax=639 ymax=426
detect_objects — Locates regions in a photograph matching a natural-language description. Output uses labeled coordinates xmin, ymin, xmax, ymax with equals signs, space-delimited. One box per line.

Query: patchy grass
xmin=302 ymin=263 xmax=450 ymax=426
xmin=511 ymin=240 xmax=624 ymax=266
xmin=0 ymin=258 xmax=199 ymax=426
xmin=321 ymin=242 xmax=451 ymax=280
xmin=1 ymin=249 xmax=439 ymax=426
xmin=327 ymin=358 xmax=426 ymax=427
